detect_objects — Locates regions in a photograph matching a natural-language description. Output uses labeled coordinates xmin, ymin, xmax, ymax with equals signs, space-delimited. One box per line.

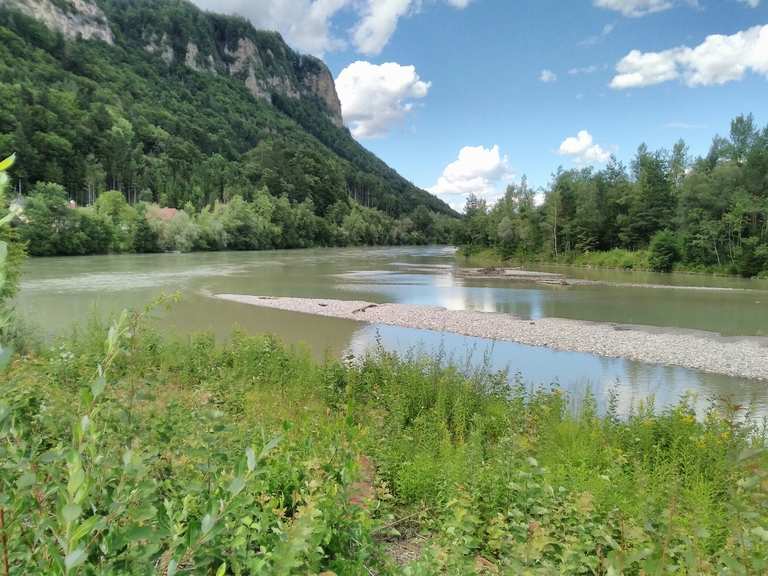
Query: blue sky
xmin=192 ymin=0 xmax=768 ymax=210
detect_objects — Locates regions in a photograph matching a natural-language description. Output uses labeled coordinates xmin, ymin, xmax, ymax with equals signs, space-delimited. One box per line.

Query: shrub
xmin=648 ymin=229 xmax=680 ymax=272
xmin=132 ymin=205 xmax=160 ymax=253
xmin=736 ymin=238 xmax=768 ymax=278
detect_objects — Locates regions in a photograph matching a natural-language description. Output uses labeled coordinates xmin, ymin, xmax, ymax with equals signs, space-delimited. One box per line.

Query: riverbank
xmin=213 ymin=294 xmax=768 ymax=380
xmin=455 ymin=266 xmax=766 ymax=292
xmin=3 ymin=314 xmax=766 ymax=573
xmin=458 ymin=247 xmax=768 ymax=279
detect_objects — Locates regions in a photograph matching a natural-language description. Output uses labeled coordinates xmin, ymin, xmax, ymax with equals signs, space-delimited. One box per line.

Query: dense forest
xmin=458 ymin=114 xmax=768 ymax=278
xmin=0 ymin=1 xmax=456 ymax=256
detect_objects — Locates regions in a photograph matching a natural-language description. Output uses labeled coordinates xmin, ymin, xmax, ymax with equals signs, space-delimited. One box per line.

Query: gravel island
xmin=214 ymin=294 xmax=768 ymax=381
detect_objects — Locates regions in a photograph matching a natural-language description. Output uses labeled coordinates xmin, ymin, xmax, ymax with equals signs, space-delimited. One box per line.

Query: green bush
xmin=0 ymin=153 xmax=26 ymax=354
xmin=0 ymin=154 xmax=24 ymax=303
xmin=736 ymin=238 xmax=768 ymax=278
xmin=648 ymin=229 xmax=680 ymax=272
xmin=132 ymin=204 xmax=160 ymax=253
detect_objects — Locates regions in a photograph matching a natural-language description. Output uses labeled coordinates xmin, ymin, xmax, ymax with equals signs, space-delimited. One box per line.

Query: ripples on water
xmin=21 ymin=265 xmax=250 ymax=293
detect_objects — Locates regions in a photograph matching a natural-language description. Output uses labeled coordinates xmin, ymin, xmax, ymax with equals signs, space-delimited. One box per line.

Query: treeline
xmin=16 ymin=182 xmax=457 ymax=256
xmin=458 ymin=114 xmax=768 ymax=277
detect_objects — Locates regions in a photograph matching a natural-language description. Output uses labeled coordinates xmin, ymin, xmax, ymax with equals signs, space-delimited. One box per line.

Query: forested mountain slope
xmin=0 ymin=0 xmax=453 ymax=217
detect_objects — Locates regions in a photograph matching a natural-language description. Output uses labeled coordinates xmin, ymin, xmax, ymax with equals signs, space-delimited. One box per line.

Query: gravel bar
xmin=214 ymin=294 xmax=768 ymax=381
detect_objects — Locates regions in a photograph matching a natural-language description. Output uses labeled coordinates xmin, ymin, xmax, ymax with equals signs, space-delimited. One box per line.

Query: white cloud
xmin=352 ymin=0 xmax=413 ymax=55
xmin=610 ymin=24 xmax=768 ymax=89
xmin=740 ymin=0 xmax=760 ymax=7
xmin=352 ymin=0 xmax=472 ymax=55
xmin=191 ymin=0 xmax=471 ymax=56
xmin=427 ymin=145 xmax=514 ymax=211
xmin=335 ymin=61 xmax=430 ymax=139
xmin=610 ymin=48 xmax=681 ymax=88
xmin=558 ymin=130 xmax=612 ymax=165
xmin=539 ymin=69 xmax=558 ymax=83
xmin=593 ymin=0 xmax=696 ymax=17
xmin=190 ymin=0 xmax=351 ymax=56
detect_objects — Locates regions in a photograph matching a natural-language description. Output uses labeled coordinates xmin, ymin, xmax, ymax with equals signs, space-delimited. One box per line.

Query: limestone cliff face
xmin=3 ymin=0 xmax=345 ymax=127
xmin=0 ymin=0 xmax=112 ymax=43
xmin=148 ymin=30 xmax=344 ymax=127
xmin=297 ymin=56 xmax=344 ymax=128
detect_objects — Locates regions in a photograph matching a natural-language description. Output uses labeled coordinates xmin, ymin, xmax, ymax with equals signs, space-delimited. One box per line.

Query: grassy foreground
xmin=1 ymin=308 xmax=767 ymax=575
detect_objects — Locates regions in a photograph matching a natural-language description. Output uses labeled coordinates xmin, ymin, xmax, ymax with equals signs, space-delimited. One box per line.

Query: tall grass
xmin=1 ymin=312 xmax=766 ymax=574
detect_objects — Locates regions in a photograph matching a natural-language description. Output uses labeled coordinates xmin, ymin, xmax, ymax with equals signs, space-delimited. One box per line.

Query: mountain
xmin=0 ymin=0 xmax=454 ymax=216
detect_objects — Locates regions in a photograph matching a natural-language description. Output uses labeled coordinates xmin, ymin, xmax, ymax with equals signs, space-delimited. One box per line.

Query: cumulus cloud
xmin=593 ymin=0 xmax=696 ymax=17
xmin=335 ymin=61 xmax=430 ymax=139
xmin=190 ymin=0 xmax=471 ymax=56
xmin=740 ymin=0 xmax=760 ymax=7
xmin=352 ymin=0 xmax=412 ymax=55
xmin=427 ymin=145 xmax=513 ymax=211
xmin=558 ymin=131 xmax=612 ymax=165
xmin=610 ymin=24 xmax=768 ymax=89
xmin=539 ymin=69 xmax=558 ymax=83
xmin=190 ymin=0 xmax=350 ymax=56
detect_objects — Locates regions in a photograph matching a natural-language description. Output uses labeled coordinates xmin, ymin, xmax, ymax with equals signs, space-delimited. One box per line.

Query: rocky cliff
xmin=2 ymin=0 xmax=344 ymax=127
xmin=0 ymin=0 xmax=113 ymax=43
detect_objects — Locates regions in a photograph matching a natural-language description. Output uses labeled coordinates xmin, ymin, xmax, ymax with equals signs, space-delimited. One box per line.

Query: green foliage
xmin=458 ymin=115 xmax=768 ymax=277
xmin=338 ymin=351 xmax=768 ymax=574
xmin=648 ymin=229 xmax=680 ymax=272
xmin=0 ymin=154 xmax=24 ymax=302
xmin=1 ymin=311 xmax=766 ymax=573
xmin=132 ymin=203 xmax=160 ymax=253
xmin=0 ymin=1 xmax=454 ymax=259
xmin=0 ymin=152 xmax=26 ymax=357
xmin=1 ymin=310 xmax=379 ymax=574
xmin=736 ymin=237 xmax=768 ymax=278
xmin=570 ymin=248 xmax=651 ymax=270
xmin=18 ymin=182 xmax=113 ymax=256
xmin=12 ymin=184 xmax=449 ymax=256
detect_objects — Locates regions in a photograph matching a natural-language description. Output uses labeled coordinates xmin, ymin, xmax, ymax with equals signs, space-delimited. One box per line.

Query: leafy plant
xmin=0 ymin=153 xmax=25 ymax=362
xmin=648 ymin=229 xmax=680 ymax=272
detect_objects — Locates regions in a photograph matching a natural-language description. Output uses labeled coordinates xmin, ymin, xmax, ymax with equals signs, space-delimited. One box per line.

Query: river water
xmin=17 ymin=246 xmax=768 ymax=417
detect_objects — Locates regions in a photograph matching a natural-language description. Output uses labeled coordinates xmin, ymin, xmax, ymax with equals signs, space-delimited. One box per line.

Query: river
xmin=17 ymin=246 xmax=768 ymax=417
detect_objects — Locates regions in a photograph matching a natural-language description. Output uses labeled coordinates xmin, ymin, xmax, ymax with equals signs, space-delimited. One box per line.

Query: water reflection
xmin=348 ymin=324 xmax=768 ymax=419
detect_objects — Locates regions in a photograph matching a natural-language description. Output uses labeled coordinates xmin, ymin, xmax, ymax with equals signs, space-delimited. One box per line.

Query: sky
xmin=190 ymin=0 xmax=768 ymax=211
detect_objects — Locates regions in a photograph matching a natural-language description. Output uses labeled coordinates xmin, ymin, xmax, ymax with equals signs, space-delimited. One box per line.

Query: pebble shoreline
xmin=214 ymin=294 xmax=768 ymax=381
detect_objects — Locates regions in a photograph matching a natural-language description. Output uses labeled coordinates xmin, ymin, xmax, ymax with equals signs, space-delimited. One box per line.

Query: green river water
xmin=17 ymin=246 xmax=768 ymax=417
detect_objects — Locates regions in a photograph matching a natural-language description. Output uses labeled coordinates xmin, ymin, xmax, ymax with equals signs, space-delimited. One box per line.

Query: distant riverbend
xmin=214 ymin=294 xmax=768 ymax=381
